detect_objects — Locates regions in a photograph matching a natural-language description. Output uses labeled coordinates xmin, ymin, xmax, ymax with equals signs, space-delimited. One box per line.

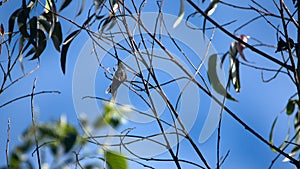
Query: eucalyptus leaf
xmin=51 ymin=21 xmax=63 ymax=52
xmin=294 ymin=111 xmax=300 ymax=144
xmin=76 ymin=0 xmax=86 ymax=16
xmin=8 ymin=8 xmax=22 ymax=43
xmin=29 ymin=16 xmax=37 ymax=47
xmin=17 ymin=8 xmax=30 ymax=38
xmin=204 ymin=0 xmax=220 ymax=16
xmin=59 ymin=0 xmax=72 ymax=12
xmin=61 ymin=29 xmax=81 ymax=74
xmin=208 ymin=54 xmax=237 ymax=101
xmin=286 ymin=100 xmax=296 ymax=115
xmin=0 ymin=23 xmax=4 ymax=36
xmin=105 ymin=151 xmax=128 ymax=169
xmin=19 ymin=35 xmax=25 ymax=74
xmin=173 ymin=0 xmax=185 ymax=28
xmin=60 ymin=125 xmax=77 ymax=153
xmin=229 ymin=51 xmax=241 ymax=92
xmin=30 ymin=29 xmax=46 ymax=60
xmin=269 ymin=116 xmax=278 ymax=151
xmin=10 ymin=152 xmax=22 ymax=169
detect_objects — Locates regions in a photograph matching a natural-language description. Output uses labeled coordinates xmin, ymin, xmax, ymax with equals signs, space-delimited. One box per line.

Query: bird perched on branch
xmin=106 ymin=60 xmax=127 ymax=101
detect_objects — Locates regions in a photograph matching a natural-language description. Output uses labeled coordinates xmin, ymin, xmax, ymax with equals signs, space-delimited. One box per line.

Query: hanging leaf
xmin=286 ymin=100 xmax=296 ymax=115
xmin=0 ymin=23 xmax=3 ymax=54
xmin=173 ymin=0 xmax=185 ymax=28
xmin=29 ymin=29 xmax=47 ymax=60
xmin=38 ymin=18 xmax=62 ymax=52
xmin=269 ymin=116 xmax=278 ymax=151
xmin=17 ymin=8 xmax=30 ymax=38
xmin=110 ymin=0 xmax=118 ymax=13
xmin=60 ymin=124 xmax=78 ymax=153
xmin=105 ymin=151 xmax=128 ymax=169
xmin=8 ymin=8 xmax=22 ymax=44
xmin=220 ymin=51 xmax=229 ymax=68
xmin=44 ymin=0 xmax=57 ymax=39
xmin=59 ymin=0 xmax=72 ymax=12
xmin=229 ymin=55 xmax=241 ymax=92
xmin=10 ymin=152 xmax=22 ymax=169
xmin=283 ymin=111 xmax=300 ymax=162
xmin=38 ymin=17 xmax=51 ymax=32
xmin=228 ymin=42 xmax=241 ymax=92
xmin=294 ymin=111 xmax=300 ymax=144
xmin=51 ymin=21 xmax=63 ymax=52
xmin=94 ymin=0 xmax=105 ymax=8
xmin=61 ymin=29 xmax=81 ymax=74
xmin=27 ymin=0 xmax=37 ymax=9
xmin=208 ymin=54 xmax=237 ymax=101
xmin=76 ymin=0 xmax=86 ymax=16
xmin=236 ymin=35 xmax=250 ymax=62
xmin=275 ymin=37 xmax=294 ymax=53
xmin=0 ymin=23 xmax=4 ymax=36
xmin=28 ymin=17 xmax=38 ymax=47
xmin=204 ymin=0 xmax=220 ymax=16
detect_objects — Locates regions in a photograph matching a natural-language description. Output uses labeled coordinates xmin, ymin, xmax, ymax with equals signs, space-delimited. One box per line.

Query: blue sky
xmin=0 ymin=0 xmax=298 ymax=169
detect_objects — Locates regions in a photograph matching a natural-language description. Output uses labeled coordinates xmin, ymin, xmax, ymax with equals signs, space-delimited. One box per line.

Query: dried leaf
xmin=236 ymin=35 xmax=250 ymax=62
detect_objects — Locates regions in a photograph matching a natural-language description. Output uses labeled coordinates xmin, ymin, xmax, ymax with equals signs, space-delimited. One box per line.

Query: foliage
xmin=1 ymin=103 xmax=129 ymax=169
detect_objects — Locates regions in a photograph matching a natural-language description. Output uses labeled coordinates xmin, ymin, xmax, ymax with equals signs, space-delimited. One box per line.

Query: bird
xmin=106 ymin=60 xmax=127 ymax=101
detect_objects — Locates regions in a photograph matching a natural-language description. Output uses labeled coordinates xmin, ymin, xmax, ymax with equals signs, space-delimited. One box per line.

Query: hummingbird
xmin=106 ymin=60 xmax=127 ymax=101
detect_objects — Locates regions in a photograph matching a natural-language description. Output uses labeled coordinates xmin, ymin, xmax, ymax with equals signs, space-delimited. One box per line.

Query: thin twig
xmin=30 ymin=78 xmax=41 ymax=169
xmin=0 ymin=90 xmax=61 ymax=108
xmin=187 ymin=0 xmax=294 ymax=72
xmin=6 ymin=118 xmax=10 ymax=169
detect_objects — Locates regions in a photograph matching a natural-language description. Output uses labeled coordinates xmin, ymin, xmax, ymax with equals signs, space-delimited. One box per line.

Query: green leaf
xmin=51 ymin=21 xmax=63 ymax=52
xmin=93 ymin=115 xmax=107 ymax=128
xmin=76 ymin=0 xmax=86 ymax=16
xmin=207 ymin=54 xmax=237 ymax=101
xmin=30 ymin=29 xmax=47 ymax=60
xmin=49 ymin=141 xmax=59 ymax=155
xmin=59 ymin=0 xmax=72 ymax=12
xmin=173 ymin=0 xmax=185 ymax=28
xmin=229 ymin=51 xmax=241 ymax=92
xmin=29 ymin=17 xmax=38 ymax=47
xmin=10 ymin=152 xmax=22 ymax=169
xmin=60 ymin=124 xmax=78 ymax=153
xmin=0 ymin=23 xmax=4 ymax=36
xmin=38 ymin=17 xmax=51 ymax=32
xmin=61 ymin=29 xmax=80 ymax=74
xmin=45 ymin=0 xmax=57 ymax=39
xmin=17 ymin=8 xmax=30 ymax=38
xmin=27 ymin=0 xmax=38 ymax=9
xmin=286 ymin=100 xmax=296 ymax=115
xmin=37 ymin=124 xmax=59 ymax=139
xmin=17 ymin=140 xmax=32 ymax=153
xmin=38 ymin=19 xmax=62 ymax=52
xmin=105 ymin=151 xmax=128 ymax=169
xmin=294 ymin=111 xmax=300 ymax=144
xmin=19 ymin=35 xmax=25 ymax=74
xmin=8 ymin=8 xmax=22 ymax=43
xmin=204 ymin=0 xmax=220 ymax=16
xmin=269 ymin=115 xmax=278 ymax=151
